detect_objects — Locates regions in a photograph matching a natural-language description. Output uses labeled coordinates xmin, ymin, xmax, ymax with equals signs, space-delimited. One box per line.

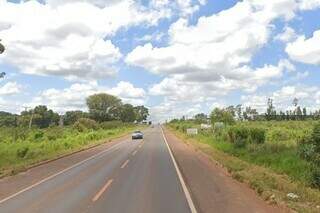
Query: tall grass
xmin=168 ymin=120 xmax=315 ymax=186
xmin=0 ymin=125 xmax=137 ymax=177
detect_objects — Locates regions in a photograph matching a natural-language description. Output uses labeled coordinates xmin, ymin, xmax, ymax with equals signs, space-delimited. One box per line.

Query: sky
xmin=0 ymin=0 xmax=320 ymax=122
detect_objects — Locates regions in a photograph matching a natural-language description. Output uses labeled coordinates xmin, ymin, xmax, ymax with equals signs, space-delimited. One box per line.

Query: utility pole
xmin=59 ymin=114 xmax=64 ymax=127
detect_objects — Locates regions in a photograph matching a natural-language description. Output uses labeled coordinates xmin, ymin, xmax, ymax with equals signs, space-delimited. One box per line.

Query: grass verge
xmin=0 ymin=126 xmax=139 ymax=178
xmin=166 ymin=126 xmax=320 ymax=213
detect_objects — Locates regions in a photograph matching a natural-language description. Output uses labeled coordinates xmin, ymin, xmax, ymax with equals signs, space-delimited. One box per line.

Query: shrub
xmin=298 ymin=135 xmax=315 ymax=161
xmin=73 ymin=118 xmax=98 ymax=132
xmin=228 ymin=126 xmax=250 ymax=148
xmin=311 ymin=165 xmax=320 ymax=188
xmin=16 ymin=147 xmax=29 ymax=158
xmin=297 ymin=122 xmax=320 ymax=188
xmin=249 ymin=128 xmax=266 ymax=144
xmin=34 ymin=131 xmax=44 ymax=140
xmin=100 ymin=121 xmax=123 ymax=130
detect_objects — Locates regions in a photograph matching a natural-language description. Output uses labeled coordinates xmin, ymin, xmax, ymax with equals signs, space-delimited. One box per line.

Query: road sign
xmin=187 ymin=128 xmax=198 ymax=135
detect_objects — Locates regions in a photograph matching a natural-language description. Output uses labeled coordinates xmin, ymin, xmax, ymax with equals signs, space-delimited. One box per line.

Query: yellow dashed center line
xmin=92 ymin=179 xmax=113 ymax=202
xmin=120 ymin=159 xmax=130 ymax=169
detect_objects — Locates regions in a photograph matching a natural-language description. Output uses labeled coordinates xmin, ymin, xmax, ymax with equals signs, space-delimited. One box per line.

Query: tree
xmin=266 ymin=98 xmax=275 ymax=120
xmin=0 ymin=40 xmax=5 ymax=54
xmin=194 ymin=113 xmax=207 ymax=123
xmin=134 ymin=105 xmax=149 ymax=122
xmin=296 ymin=106 xmax=303 ymax=120
xmin=236 ymin=104 xmax=242 ymax=120
xmin=0 ymin=40 xmax=5 ymax=79
xmin=120 ymin=104 xmax=136 ymax=122
xmin=20 ymin=105 xmax=59 ymax=128
xmin=303 ymin=107 xmax=307 ymax=119
xmin=86 ymin=93 xmax=122 ymax=122
xmin=0 ymin=111 xmax=17 ymax=127
xmin=63 ymin=111 xmax=88 ymax=125
xmin=210 ymin=107 xmax=235 ymax=125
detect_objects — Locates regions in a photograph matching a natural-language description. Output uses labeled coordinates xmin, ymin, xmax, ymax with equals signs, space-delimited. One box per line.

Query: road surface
xmin=0 ymin=127 xmax=193 ymax=213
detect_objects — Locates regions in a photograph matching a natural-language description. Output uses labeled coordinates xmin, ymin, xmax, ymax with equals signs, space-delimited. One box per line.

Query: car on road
xmin=132 ymin=130 xmax=143 ymax=140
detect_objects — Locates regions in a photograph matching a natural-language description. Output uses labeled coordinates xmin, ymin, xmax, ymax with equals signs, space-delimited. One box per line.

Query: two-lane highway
xmin=0 ymin=127 xmax=194 ymax=213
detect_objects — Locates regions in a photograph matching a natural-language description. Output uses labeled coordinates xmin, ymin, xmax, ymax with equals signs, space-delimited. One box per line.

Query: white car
xmin=132 ymin=131 xmax=143 ymax=140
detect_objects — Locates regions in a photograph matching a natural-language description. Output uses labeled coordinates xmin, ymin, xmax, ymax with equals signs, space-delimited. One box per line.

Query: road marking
xmin=161 ymin=127 xmax=198 ymax=213
xmin=132 ymin=150 xmax=138 ymax=156
xmin=92 ymin=179 xmax=113 ymax=202
xmin=120 ymin=159 xmax=130 ymax=169
xmin=0 ymin=140 xmax=128 ymax=204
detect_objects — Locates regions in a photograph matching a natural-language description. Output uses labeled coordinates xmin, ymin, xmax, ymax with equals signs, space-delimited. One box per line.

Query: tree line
xmin=0 ymin=93 xmax=149 ymax=128
xmin=181 ymin=97 xmax=320 ymax=124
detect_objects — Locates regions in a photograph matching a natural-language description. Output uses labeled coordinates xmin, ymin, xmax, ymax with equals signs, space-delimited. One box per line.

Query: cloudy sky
xmin=0 ymin=0 xmax=320 ymax=121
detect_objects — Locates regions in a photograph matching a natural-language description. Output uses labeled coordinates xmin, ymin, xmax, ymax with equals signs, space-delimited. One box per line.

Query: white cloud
xmin=29 ymin=81 xmax=146 ymax=113
xmin=275 ymin=26 xmax=297 ymax=42
xmin=286 ymin=29 xmax=320 ymax=65
xmin=298 ymin=0 xmax=320 ymax=10
xmin=0 ymin=0 xmax=171 ymax=80
xmin=127 ymin=1 xmax=299 ymax=89
xmin=0 ymin=81 xmax=22 ymax=95
xmin=126 ymin=0 xmax=320 ymax=121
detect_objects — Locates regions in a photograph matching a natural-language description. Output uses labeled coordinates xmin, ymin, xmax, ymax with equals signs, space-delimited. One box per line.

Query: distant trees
xmin=0 ymin=111 xmax=17 ymax=127
xmin=20 ymin=105 xmax=60 ymax=128
xmin=0 ymin=40 xmax=6 ymax=78
xmin=120 ymin=104 xmax=136 ymax=123
xmin=0 ymin=40 xmax=4 ymax=54
xmin=194 ymin=113 xmax=208 ymax=123
xmin=63 ymin=111 xmax=88 ymax=125
xmin=86 ymin=93 xmax=122 ymax=122
xmin=86 ymin=93 xmax=149 ymax=123
xmin=134 ymin=105 xmax=149 ymax=122
xmin=210 ymin=107 xmax=235 ymax=125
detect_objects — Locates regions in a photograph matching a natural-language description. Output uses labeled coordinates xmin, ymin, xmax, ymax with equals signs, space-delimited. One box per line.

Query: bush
xmin=100 ymin=121 xmax=123 ymax=129
xmin=228 ymin=126 xmax=250 ymax=148
xmin=249 ymin=128 xmax=266 ymax=144
xmin=297 ymin=122 xmax=320 ymax=188
xmin=73 ymin=118 xmax=98 ymax=132
xmin=16 ymin=147 xmax=29 ymax=158
xmin=228 ymin=126 xmax=266 ymax=147
xmin=34 ymin=131 xmax=44 ymax=140
xmin=298 ymin=135 xmax=315 ymax=161
xmin=311 ymin=166 xmax=320 ymax=188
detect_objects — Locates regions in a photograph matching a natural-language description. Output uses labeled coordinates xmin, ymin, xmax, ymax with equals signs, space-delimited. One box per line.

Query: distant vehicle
xmin=132 ymin=130 xmax=143 ymax=140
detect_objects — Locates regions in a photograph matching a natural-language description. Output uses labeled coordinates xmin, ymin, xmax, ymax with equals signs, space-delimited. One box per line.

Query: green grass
xmin=0 ymin=126 xmax=138 ymax=177
xmin=168 ymin=120 xmax=315 ymax=186
xmin=167 ymin=122 xmax=320 ymax=212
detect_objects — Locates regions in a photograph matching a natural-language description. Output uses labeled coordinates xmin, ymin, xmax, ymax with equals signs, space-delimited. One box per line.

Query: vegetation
xmin=0 ymin=124 xmax=137 ymax=177
xmin=167 ymin=120 xmax=320 ymax=212
xmin=168 ymin=97 xmax=320 ymax=212
xmin=0 ymin=92 xmax=149 ymax=177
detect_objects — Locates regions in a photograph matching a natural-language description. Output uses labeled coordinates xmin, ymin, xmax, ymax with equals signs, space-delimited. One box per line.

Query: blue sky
xmin=0 ymin=0 xmax=320 ymax=121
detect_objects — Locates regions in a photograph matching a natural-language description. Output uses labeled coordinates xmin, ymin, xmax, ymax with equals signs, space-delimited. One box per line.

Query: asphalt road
xmin=0 ymin=127 xmax=193 ymax=213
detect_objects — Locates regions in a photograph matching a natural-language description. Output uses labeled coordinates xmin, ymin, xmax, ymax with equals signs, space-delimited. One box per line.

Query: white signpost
xmin=187 ymin=128 xmax=198 ymax=135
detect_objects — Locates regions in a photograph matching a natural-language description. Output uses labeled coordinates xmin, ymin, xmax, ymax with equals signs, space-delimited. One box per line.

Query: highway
xmin=0 ymin=127 xmax=194 ymax=213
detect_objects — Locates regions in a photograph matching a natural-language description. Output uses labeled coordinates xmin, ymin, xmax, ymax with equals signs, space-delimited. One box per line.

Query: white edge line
xmin=161 ymin=126 xmax=197 ymax=213
xmin=0 ymin=140 xmax=127 ymax=204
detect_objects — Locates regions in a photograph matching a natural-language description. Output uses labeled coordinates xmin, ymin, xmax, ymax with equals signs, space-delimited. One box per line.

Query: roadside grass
xmin=167 ymin=121 xmax=320 ymax=213
xmin=0 ymin=126 xmax=139 ymax=178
